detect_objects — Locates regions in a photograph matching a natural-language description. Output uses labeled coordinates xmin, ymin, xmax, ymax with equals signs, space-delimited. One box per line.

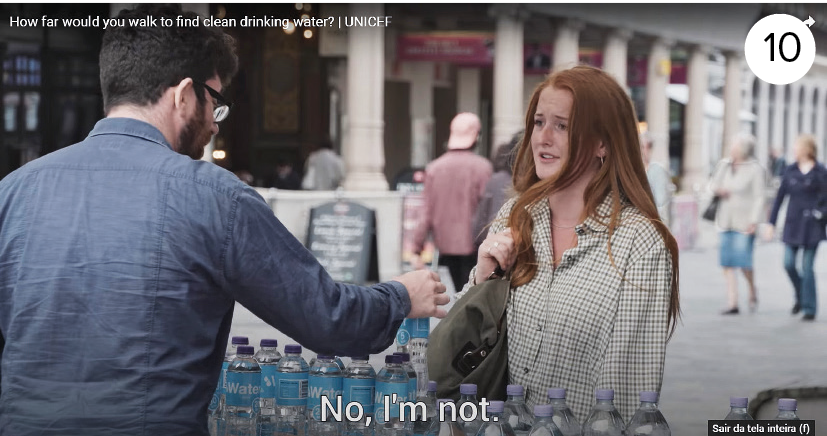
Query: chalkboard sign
xmin=306 ymin=201 xmax=378 ymax=285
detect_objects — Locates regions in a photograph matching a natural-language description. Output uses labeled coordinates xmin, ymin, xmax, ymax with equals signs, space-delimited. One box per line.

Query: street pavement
xmin=229 ymin=219 xmax=827 ymax=435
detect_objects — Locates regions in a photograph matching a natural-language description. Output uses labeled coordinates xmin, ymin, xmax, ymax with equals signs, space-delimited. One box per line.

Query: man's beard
xmin=177 ymin=101 xmax=212 ymax=160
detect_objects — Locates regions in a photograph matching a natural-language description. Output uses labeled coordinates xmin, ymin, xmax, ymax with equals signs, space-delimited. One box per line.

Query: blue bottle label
xmin=276 ymin=371 xmax=308 ymax=406
xmin=261 ymin=365 xmax=277 ymax=398
xmin=225 ymin=371 xmax=261 ymax=408
xmin=396 ymin=319 xmax=411 ymax=346
xmin=411 ymin=318 xmax=430 ymax=339
xmin=374 ymin=381 xmax=407 ymax=423
xmin=308 ymin=375 xmax=343 ymax=420
xmin=343 ymin=378 xmax=375 ymax=414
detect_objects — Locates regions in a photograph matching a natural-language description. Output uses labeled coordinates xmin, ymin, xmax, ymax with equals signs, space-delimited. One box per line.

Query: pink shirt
xmin=413 ymin=150 xmax=493 ymax=256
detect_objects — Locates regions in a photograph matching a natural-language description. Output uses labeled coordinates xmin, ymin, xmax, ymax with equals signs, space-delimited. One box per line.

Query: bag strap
xmin=452 ymin=277 xmax=510 ymax=376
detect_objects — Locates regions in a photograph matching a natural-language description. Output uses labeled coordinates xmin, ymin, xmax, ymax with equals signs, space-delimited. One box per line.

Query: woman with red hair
xmin=466 ymin=66 xmax=680 ymax=422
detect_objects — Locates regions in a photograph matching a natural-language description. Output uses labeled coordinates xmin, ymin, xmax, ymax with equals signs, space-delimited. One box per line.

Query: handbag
xmin=427 ymin=276 xmax=510 ymax=402
xmin=702 ymin=195 xmax=720 ymax=221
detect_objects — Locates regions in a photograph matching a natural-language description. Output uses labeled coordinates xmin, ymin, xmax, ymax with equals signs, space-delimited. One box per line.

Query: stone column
xmin=681 ymin=44 xmax=709 ymax=192
xmin=645 ymin=38 xmax=673 ymax=168
xmin=756 ymin=79 xmax=771 ymax=169
xmin=786 ymin=83 xmax=801 ymax=161
xmin=492 ymin=7 xmax=526 ymax=150
xmin=409 ymin=62 xmax=434 ymax=168
xmin=603 ymin=28 xmax=632 ymax=89
xmin=342 ymin=3 xmax=388 ymax=190
xmin=771 ymin=85 xmax=786 ymax=155
xmin=722 ymin=51 xmax=743 ymax=156
xmin=552 ymin=19 xmax=584 ymax=72
xmin=816 ymin=87 xmax=827 ymax=157
xmin=801 ymin=83 xmax=815 ymax=135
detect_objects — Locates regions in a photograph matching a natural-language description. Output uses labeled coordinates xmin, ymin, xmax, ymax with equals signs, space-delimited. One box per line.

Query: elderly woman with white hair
xmin=709 ymin=134 xmax=766 ymax=314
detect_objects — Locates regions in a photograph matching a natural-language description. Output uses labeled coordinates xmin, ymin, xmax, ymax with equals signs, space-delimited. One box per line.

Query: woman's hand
xmin=763 ymin=224 xmax=775 ymax=242
xmin=474 ymin=228 xmax=516 ymax=285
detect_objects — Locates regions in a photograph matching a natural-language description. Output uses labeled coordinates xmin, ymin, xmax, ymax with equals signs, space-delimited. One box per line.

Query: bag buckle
xmin=452 ymin=341 xmax=493 ymax=376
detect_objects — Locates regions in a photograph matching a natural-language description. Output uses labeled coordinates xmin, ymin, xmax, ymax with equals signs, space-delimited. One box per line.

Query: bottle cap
xmin=460 ymin=384 xmax=478 ymax=395
xmin=393 ymin=352 xmax=411 ymax=362
xmin=284 ymin=344 xmax=302 ymax=354
xmin=231 ymin=336 xmax=249 ymax=345
xmin=385 ymin=354 xmax=402 ymax=364
xmin=778 ymin=398 xmax=797 ymax=411
xmin=317 ymin=354 xmax=334 ymax=360
xmin=428 ymin=381 xmax=438 ymax=392
xmin=730 ymin=397 xmax=748 ymax=408
xmin=237 ymin=346 xmax=254 ymax=355
xmin=507 ymin=385 xmax=524 ymax=396
xmin=640 ymin=391 xmax=659 ymax=403
xmin=534 ymin=404 xmax=554 ymax=417
xmin=548 ymin=388 xmax=566 ymax=399
xmin=595 ymin=389 xmax=614 ymax=401
xmin=487 ymin=401 xmax=504 ymax=413
xmin=350 ymin=356 xmax=369 ymax=361
xmin=260 ymin=339 xmax=278 ymax=348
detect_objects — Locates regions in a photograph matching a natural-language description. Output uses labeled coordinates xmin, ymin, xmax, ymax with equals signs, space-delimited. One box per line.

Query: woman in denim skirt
xmin=710 ymin=134 xmax=765 ymax=314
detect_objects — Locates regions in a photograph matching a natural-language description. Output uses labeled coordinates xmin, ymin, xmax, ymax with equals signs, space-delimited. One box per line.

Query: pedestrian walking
xmin=709 ymin=134 xmax=765 ymax=315
xmin=411 ymin=112 xmax=493 ymax=291
xmin=765 ymin=134 xmax=827 ymax=321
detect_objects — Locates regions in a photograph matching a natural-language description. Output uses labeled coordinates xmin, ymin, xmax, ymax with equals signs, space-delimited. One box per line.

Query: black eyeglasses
xmin=194 ymin=81 xmax=232 ymax=123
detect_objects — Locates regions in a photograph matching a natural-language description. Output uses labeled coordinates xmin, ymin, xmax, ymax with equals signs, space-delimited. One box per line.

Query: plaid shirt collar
xmin=527 ymin=191 xmax=628 ymax=234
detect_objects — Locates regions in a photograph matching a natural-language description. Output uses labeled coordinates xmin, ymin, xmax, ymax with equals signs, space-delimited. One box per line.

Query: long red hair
xmin=508 ymin=66 xmax=680 ymax=338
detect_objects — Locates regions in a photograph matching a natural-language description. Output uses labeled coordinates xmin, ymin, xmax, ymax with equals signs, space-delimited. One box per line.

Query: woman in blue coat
xmin=766 ymin=135 xmax=827 ymax=321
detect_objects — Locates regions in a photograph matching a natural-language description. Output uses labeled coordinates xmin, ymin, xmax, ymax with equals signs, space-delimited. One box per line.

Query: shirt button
xmin=576 ymin=228 xmax=585 ymax=235
xmin=536 ymin=325 xmax=542 ymax=331
xmin=566 ymin=255 xmax=573 ymax=262
xmin=523 ymin=367 xmax=530 ymax=374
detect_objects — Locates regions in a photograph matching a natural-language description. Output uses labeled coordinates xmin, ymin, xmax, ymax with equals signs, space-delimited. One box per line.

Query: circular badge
xmin=396 ymin=329 xmax=410 ymax=346
xmin=209 ymin=393 xmax=219 ymax=410
xmin=745 ymin=14 xmax=816 ymax=85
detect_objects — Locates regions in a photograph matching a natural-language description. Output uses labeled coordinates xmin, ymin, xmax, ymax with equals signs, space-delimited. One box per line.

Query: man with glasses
xmin=0 ymin=5 xmax=448 ymax=435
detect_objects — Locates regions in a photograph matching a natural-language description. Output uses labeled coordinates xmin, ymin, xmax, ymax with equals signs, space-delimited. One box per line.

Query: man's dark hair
xmin=99 ymin=4 xmax=238 ymax=114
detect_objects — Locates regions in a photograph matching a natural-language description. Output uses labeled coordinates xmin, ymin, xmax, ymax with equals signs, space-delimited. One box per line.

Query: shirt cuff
xmin=386 ymin=280 xmax=412 ymax=317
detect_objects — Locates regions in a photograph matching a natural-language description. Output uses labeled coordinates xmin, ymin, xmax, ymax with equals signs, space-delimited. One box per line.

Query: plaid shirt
xmin=464 ymin=193 xmax=672 ymax=423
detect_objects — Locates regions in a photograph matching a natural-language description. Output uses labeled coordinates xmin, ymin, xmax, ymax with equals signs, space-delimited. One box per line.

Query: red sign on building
xmin=397 ymin=33 xmax=495 ymax=66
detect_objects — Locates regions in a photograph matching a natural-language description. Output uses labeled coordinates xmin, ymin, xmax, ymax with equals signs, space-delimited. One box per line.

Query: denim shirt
xmin=0 ymin=118 xmax=411 ymax=435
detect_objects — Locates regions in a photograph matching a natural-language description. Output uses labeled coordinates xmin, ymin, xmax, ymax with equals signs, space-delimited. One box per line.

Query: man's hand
xmin=393 ymin=269 xmax=449 ymax=319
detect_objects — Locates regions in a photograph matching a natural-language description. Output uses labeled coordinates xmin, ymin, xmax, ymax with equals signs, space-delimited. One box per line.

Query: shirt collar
xmin=87 ymin=117 xmax=174 ymax=151
xmin=528 ymin=191 xmax=621 ymax=234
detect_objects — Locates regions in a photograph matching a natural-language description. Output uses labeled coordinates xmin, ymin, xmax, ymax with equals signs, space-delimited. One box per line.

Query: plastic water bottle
xmin=395 ymin=353 xmax=418 ymax=403
xmin=256 ymin=339 xmax=282 ymax=436
xmin=724 ymin=397 xmax=754 ymax=420
xmin=528 ymin=405 xmax=563 ymax=436
xmin=625 ymin=392 xmax=670 ymax=436
xmin=582 ymin=389 xmax=625 ymax=436
xmin=457 ymin=384 xmax=484 ymax=436
xmin=210 ymin=336 xmax=249 ymax=436
xmin=477 ymin=400 xmax=516 ymax=436
xmin=775 ymin=398 xmax=800 ymax=420
xmin=504 ymin=385 xmax=534 ymax=435
xmin=547 ymin=388 xmax=581 ymax=436
xmin=225 ymin=345 xmax=261 ymax=436
xmin=431 ymin=399 xmax=466 ymax=436
xmin=308 ymin=354 xmax=343 ymax=436
xmin=396 ymin=319 xmax=413 ymax=354
xmin=414 ymin=381 xmax=438 ymax=436
xmin=343 ymin=356 xmax=376 ymax=436
xmin=276 ymin=344 xmax=309 ymax=436
xmin=375 ymin=354 xmax=410 ymax=436
xmin=408 ymin=318 xmax=430 ymax=396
